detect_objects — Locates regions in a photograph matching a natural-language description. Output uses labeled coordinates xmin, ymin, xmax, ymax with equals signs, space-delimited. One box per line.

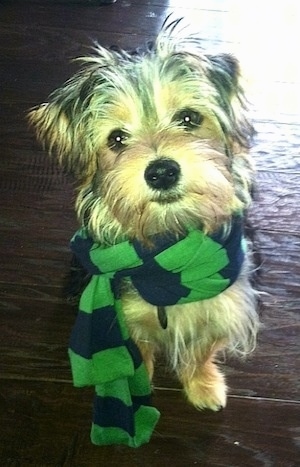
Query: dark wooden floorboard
xmin=1 ymin=1 xmax=299 ymax=465
xmin=1 ymin=381 xmax=300 ymax=466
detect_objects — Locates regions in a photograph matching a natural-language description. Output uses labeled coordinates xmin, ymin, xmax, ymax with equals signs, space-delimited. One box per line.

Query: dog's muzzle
xmin=144 ymin=158 xmax=180 ymax=190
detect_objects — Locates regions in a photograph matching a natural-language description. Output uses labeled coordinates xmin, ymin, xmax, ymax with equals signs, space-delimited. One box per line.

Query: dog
xmin=29 ymin=18 xmax=260 ymax=413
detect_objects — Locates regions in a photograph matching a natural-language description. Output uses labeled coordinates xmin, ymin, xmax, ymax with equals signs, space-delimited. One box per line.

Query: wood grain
xmin=0 ymin=381 xmax=299 ymax=466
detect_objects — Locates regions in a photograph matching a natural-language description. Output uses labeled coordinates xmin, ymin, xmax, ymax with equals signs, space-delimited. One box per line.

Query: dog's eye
xmin=174 ymin=109 xmax=203 ymax=130
xmin=108 ymin=129 xmax=128 ymax=150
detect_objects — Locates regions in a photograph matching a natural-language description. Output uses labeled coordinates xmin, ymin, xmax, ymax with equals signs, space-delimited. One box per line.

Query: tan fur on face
xmin=76 ymin=130 xmax=244 ymax=245
xmin=28 ymin=30 xmax=254 ymax=246
xmin=28 ymin=19 xmax=260 ymax=412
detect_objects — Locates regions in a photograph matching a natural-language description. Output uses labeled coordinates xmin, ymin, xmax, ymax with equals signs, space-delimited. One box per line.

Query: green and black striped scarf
xmin=69 ymin=217 xmax=245 ymax=447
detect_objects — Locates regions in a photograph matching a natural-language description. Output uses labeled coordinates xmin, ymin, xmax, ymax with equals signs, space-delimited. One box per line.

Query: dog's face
xmin=29 ymin=20 xmax=254 ymax=245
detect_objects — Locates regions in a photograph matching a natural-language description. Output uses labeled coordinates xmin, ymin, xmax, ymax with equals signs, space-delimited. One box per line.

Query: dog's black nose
xmin=144 ymin=158 xmax=180 ymax=190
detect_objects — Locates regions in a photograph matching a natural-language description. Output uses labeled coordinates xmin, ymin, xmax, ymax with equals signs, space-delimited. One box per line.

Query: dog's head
xmin=29 ymin=19 xmax=254 ymax=245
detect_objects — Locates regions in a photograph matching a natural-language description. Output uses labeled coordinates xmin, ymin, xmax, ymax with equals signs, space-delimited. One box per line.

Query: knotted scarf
xmin=68 ymin=216 xmax=245 ymax=447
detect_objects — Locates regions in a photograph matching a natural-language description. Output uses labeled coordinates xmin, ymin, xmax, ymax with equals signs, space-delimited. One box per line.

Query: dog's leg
xmin=136 ymin=340 xmax=156 ymax=381
xmin=177 ymin=346 xmax=227 ymax=412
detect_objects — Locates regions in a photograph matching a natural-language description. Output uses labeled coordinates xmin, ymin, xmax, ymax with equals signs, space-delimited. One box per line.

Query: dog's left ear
xmin=207 ymin=53 xmax=240 ymax=100
xmin=206 ymin=53 xmax=254 ymax=147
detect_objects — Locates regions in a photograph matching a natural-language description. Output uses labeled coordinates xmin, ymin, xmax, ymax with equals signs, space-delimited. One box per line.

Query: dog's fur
xmin=29 ymin=19 xmax=260 ymax=411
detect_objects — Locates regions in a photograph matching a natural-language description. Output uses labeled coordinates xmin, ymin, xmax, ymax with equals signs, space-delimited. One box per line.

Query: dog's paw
xmin=183 ymin=364 xmax=227 ymax=411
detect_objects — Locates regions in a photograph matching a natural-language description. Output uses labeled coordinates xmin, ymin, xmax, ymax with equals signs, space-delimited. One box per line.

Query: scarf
xmin=68 ymin=216 xmax=245 ymax=447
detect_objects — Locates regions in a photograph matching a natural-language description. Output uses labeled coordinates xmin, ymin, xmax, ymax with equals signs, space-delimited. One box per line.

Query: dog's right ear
xmin=28 ymin=82 xmax=96 ymax=178
xmin=28 ymin=101 xmax=74 ymax=167
xmin=28 ymin=45 xmax=119 ymax=178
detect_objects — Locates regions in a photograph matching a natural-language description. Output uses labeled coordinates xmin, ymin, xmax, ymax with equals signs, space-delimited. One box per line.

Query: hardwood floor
xmin=1 ymin=1 xmax=299 ymax=465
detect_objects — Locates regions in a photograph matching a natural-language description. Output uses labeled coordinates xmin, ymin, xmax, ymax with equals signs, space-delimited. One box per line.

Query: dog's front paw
xmin=181 ymin=361 xmax=227 ymax=411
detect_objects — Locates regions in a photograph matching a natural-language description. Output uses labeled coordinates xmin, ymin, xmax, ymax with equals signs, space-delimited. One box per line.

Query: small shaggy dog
xmin=29 ymin=18 xmax=259 ymax=440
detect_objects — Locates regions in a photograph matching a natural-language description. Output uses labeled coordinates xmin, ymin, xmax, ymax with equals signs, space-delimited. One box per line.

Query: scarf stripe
xmin=69 ymin=307 xmax=124 ymax=356
xmin=92 ymin=399 xmax=161 ymax=447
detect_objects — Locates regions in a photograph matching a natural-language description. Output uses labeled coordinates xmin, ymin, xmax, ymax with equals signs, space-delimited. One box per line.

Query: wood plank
xmin=0 ymin=381 xmax=299 ymax=466
xmin=0 ymin=3 xmax=226 ymax=40
xmin=255 ymin=231 xmax=300 ymax=296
